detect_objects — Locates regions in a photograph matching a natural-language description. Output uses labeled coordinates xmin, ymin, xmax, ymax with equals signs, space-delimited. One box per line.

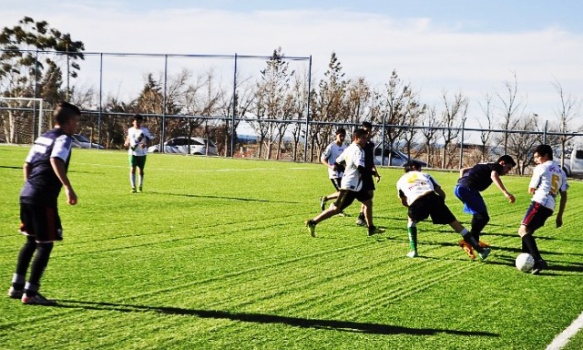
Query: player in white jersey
xmin=518 ymin=144 xmax=568 ymax=274
xmin=396 ymin=161 xmax=490 ymax=260
xmin=305 ymin=129 xmax=384 ymax=237
xmin=124 ymin=114 xmax=153 ymax=193
xmin=319 ymin=128 xmax=347 ymax=211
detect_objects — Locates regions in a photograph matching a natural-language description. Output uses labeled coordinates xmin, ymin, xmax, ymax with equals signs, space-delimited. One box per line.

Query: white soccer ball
xmin=515 ymin=253 xmax=535 ymax=272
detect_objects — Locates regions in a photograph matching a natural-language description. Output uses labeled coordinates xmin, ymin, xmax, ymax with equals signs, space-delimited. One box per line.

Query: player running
xmin=319 ymin=128 xmax=347 ymax=211
xmin=305 ymin=129 xmax=384 ymax=237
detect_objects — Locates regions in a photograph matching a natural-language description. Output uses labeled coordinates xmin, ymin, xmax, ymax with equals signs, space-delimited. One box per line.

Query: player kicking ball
xmin=396 ymin=161 xmax=490 ymax=260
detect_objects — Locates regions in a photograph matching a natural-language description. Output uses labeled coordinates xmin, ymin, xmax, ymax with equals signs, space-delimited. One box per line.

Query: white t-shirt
xmin=529 ymin=160 xmax=569 ymax=210
xmin=335 ymin=143 xmax=364 ymax=192
xmin=396 ymin=171 xmax=439 ymax=206
xmin=321 ymin=142 xmax=347 ymax=179
xmin=127 ymin=126 xmax=153 ymax=156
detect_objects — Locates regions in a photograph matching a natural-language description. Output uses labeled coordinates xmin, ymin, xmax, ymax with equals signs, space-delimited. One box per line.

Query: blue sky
xmin=2 ymin=0 xmax=583 ymax=130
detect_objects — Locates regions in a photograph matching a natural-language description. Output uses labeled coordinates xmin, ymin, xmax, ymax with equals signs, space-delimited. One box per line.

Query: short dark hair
xmin=53 ymin=101 xmax=80 ymax=126
xmin=403 ymin=160 xmax=422 ymax=173
xmin=352 ymin=128 xmax=368 ymax=140
xmin=335 ymin=128 xmax=346 ymax=135
xmin=534 ymin=144 xmax=553 ymax=160
xmin=497 ymin=155 xmax=516 ymax=167
xmin=133 ymin=114 xmax=144 ymax=122
xmin=362 ymin=121 xmax=372 ymax=129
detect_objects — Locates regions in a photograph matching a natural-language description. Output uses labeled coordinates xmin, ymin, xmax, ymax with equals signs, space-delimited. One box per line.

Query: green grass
xmin=1 ymin=145 xmax=582 ymax=350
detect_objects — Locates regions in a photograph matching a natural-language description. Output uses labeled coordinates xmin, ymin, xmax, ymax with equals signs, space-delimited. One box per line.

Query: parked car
xmin=71 ymin=134 xmax=104 ymax=149
xmin=148 ymin=136 xmax=218 ymax=156
xmin=374 ymin=145 xmax=427 ymax=167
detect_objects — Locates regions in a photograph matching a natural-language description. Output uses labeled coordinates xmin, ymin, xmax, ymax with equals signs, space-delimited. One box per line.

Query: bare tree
xmin=477 ymin=93 xmax=495 ymax=161
xmin=496 ymin=72 xmax=525 ymax=154
xmin=419 ymin=106 xmax=441 ymax=166
xmin=551 ymin=79 xmax=582 ymax=167
xmin=507 ymin=113 xmax=542 ymax=175
xmin=380 ymin=70 xmax=421 ymax=164
xmin=439 ymin=91 xmax=468 ymax=169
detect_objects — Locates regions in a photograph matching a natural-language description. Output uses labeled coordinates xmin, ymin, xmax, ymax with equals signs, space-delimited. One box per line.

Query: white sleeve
xmin=51 ymin=135 xmax=72 ymax=162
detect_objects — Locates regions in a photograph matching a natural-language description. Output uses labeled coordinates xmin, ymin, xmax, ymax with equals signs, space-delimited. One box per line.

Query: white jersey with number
xmin=335 ymin=143 xmax=364 ymax=192
xmin=127 ymin=126 xmax=153 ymax=156
xmin=321 ymin=142 xmax=346 ymax=179
xmin=396 ymin=171 xmax=440 ymax=206
xmin=529 ymin=160 xmax=568 ymax=210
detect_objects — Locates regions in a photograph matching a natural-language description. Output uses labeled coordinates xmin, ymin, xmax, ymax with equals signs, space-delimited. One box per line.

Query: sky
xmin=2 ymin=0 xmax=583 ymax=131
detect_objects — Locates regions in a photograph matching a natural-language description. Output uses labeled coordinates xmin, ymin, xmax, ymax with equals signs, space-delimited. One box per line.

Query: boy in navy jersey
xmin=454 ymin=155 xmax=516 ymax=259
xmin=7 ymin=101 xmax=80 ymax=305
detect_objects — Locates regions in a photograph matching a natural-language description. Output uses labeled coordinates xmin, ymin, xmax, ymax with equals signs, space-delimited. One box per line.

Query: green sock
xmin=408 ymin=226 xmax=418 ymax=251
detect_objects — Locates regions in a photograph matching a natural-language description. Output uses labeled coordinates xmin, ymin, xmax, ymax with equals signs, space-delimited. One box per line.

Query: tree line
xmin=1 ymin=17 xmax=582 ymax=172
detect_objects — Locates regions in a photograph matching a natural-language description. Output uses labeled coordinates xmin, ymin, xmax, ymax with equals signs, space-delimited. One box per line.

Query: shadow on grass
xmin=0 ymin=165 xmax=22 ymax=170
xmin=52 ymin=300 xmax=498 ymax=337
xmin=148 ymin=190 xmax=299 ymax=204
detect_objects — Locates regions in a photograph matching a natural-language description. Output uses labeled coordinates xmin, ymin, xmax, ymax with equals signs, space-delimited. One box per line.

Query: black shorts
xmin=334 ymin=189 xmax=372 ymax=211
xmin=361 ymin=174 xmax=375 ymax=191
xmin=408 ymin=192 xmax=456 ymax=225
xmin=329 ymin=178 xmax=341 ymax=191
xmin=521 ymin=201 xmax=553 ymax=233
xmin=20 ymin=203 xmax=63 ymax=243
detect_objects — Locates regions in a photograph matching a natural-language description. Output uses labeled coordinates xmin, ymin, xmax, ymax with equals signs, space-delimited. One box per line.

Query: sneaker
xmin=305 ymin=220 xmax=316 ymax=237
xmin=479 ymin=240 xmax=490 ymax=248
xmin=7 ymin=287 xmax=23 ymax=299
xmin=356 ymin=218 xmax=366 ymax=226
xmin=138 ymin=187 xmax=143 ymax=193
xmin=21 ymin=293 xmax=57 ymax=306
xmin=478 ymin=247 xmax=491 ymax=261
xmin=406 ymin=250 xmax=418 ymax=258
xmin=131 ymin=188 xmax=137 ymax=193
xmin=458 ymin=240 xmax=476 ymax=260
xmin=319 ymin=196 xmax=327 ymax=211
xmin=368 ymin=226 xmax=385 ymax=236
xmin=532 ymin=260 xmax=548 ymax=275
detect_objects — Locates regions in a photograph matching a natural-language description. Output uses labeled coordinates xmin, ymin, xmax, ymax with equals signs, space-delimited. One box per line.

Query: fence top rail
xmin=0 ymin=48 xmax=311 ymax=61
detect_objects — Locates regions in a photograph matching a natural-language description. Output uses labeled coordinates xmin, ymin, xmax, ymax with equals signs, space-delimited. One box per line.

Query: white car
xmin=374 ymin=146 xmax=427 ymax=167
xmin=71 ymin=134 xmax=104 ymax=149
xmin=148 ymin=136 xmax=218 ymax=156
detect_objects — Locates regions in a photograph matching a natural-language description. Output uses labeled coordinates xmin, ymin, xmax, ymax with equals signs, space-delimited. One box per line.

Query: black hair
xmin=133 ymin=114 xmax=144 ymax=122
xmin=497 ymin=155 xmax=516 ymax=167
xmin=352 ymin=128 xmax=368 ymax=140
xmin=362 ymin=121 xmax=372 ymax=129
xmin=53 ymin=101 xmax=81 ymax=126
xmin=403 ymin=160 xmax=422 ymax=173
xmin=534 ymin=144 xmax=553 ymax=160
xmin=335 ymin=128 xmax=346 ymax=135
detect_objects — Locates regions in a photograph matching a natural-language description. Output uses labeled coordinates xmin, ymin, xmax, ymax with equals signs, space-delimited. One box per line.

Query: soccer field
xmin=1 ymin=146 xmax=582 ymax=350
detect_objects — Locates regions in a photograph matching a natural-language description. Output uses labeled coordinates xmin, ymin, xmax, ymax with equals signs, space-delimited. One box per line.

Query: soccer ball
xmin=515 ymin=253 xmax=535 ymax=272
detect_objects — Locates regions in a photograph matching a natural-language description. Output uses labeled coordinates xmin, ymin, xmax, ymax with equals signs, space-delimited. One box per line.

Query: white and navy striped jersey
xmin=20 ymin=128 xmax=73 ymax=205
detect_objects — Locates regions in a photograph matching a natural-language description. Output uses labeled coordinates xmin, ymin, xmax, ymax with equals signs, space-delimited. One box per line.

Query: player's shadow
xmin=53 ymin=300 xmax=498 ymax=337
xmin=0 ymin=165 xmax=22 ymax=170
xmin=150 ymin=191 xmax=299 ymax=204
